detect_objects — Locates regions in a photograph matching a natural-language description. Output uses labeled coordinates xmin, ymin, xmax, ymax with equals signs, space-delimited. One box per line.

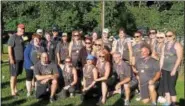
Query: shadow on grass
xmin=79 ymin=97 xmax=99 ymax=106
xmin=2 ymin=78 xmax=26 ymax=89
xmin=112 ymin=98 xmax=124 ymax=106
xmin=177 ymin=98 xmax=185 ymax=106
xmin=2 ymin=98 xmax=27 ymax=106
xmin=1 ymin=95 xmax=14 ymax=101
xmin=29 ymin=98 xmax=50 ymax=106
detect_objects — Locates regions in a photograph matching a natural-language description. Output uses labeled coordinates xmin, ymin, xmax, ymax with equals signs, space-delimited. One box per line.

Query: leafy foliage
xmin=2 ymin=1 xmax=184 ymax=36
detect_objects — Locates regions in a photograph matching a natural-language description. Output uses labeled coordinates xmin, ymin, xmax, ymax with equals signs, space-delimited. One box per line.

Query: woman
xmin=58 ymin=57 xmax=78 ymax=98
xmin=69 ymin=30 xmax=85 ymax=67
xmin=160 ymin=31 xmax=183 ymax=106
xmin=92 ymin=39 xmax=111 ymax=62
xmin=91 ymin=31 xmax=99 ymax=44
xmin=151 ymin=32 xmax=166 ymax=103
xmin=152 ymin=32 xmax=166 ymax=61
xmin=56 ymin=33 xmax=69 ymax=65
xmin=95 ymin=50 xmax=111 ymax=105
xmin=111 ymin=28 xmax=133 ymax=64
xmin=147 ymin=29 xmax=157 ymax=49
xmin=78 ymin=37 xmax=93 ymax=67
xmin=24 ymin=33 xmax=45 ymax=97
xmin=81 ymin=54 xmax=98 ymax=101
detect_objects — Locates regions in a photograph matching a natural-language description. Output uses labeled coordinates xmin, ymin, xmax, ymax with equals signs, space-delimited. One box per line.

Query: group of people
xmin=8 ymin=24 xmax=183 ymax=106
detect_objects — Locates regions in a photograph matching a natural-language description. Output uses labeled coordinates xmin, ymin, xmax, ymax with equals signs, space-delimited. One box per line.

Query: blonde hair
xmin=156 ymin=32 xmax=165 ymax=38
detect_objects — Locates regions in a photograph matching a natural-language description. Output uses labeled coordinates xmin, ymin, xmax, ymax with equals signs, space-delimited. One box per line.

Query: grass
xmin=1 ymin=45 xmax=184 ymax=106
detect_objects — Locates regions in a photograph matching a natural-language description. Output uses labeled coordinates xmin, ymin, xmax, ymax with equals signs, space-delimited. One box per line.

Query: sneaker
xmin=160 ymin=97 xmax=166 ymax=103
xmin=151 ymin=102 xmax=157 ymax=106
xmin=124 ymin=100 xmax=130 ymax=106
xmin=70 ymin=93 xmax=74 ymax=98
xmin=27 ymin=92 xmax=31 ymax=97
xmin=162 ymin=102 xmax=170 ymax=106
xmin=135 ymin=96 xmax=141 ymax=101
xmin=50 ymin=97 xmax=55 ymax=103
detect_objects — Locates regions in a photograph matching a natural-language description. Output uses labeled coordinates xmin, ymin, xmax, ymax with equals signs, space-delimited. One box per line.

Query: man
xmin=8 ymin=23 xmax=25 ymax=98
xmin=49 ymin=25 xmax=61 ymax=63
xmin=112 ymin=52 xmax=131 ymax=105
xmin=34 ymin=52 xmax=59 ymax=103
xmin=133 ymin=44 xmax=161 ymax=105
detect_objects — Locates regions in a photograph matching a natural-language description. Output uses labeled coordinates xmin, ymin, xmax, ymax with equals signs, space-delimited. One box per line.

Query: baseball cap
xmin=36 ymin=29 xmax=43 ymax=35
xmin=52 ymin=25 xmax=59 ymax=32
xmin=86 ymin=54 xmax=95 ymax=60
xmin=103 ymin=28 xmax=109 ymax=33
xmin=17 ymin=24 xmax=25 ymax=29
xmin=62 ymin=33 xmax=68 ymax=36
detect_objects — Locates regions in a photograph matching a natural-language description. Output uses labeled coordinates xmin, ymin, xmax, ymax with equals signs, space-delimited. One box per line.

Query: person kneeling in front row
xmin=133 ymin=44 xmax=161 ymax=105
xmin=81 ymin=54 xmax=99 ymax=101
xmin=57 ymin=57 xmax=78 ymax=98
xmin=34 ymin=52 xmax=59 ymax=103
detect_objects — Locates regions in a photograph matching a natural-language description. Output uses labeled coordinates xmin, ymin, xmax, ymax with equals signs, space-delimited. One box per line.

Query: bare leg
xmin=142 ymin=98 xmax=150 ymax=104
xmin=50 ymin=79 xmax=58 ymax=98
xmin=171 ymin=96 xmax=177 ymax=103
xmin=10 ymin=76 xmax=16 ymax=95
xmin=101 ymin=81 xmax=108 ymax=104
xmin=165 ymin=92 xmax=171 ymax=104
xmin=148 ymin=84 xmax=157 ymax=103
xmin=124 ymin=84 xmax=130 ymax=101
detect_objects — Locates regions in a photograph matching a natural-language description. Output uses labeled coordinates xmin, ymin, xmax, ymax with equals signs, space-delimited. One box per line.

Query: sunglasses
xmin=65 ymin=61 xmax=71 ymax=63
xmin=85 ymin=42 xmax=91 ymax=44
xmin=157 ymin=37 xmax=164 ymax=39
xmin=165 ymin=35 xmax=173 ymax=37
xmin=74 ymin=35 xmax=79 ymax=37
xmin=99 ymin=55 xmax=105 ymax=58
xmin=95 ymin=44 xmax=102 ymax=47
xmin=134 ymin=36 xmax=140 ymax=38
xmin=150 ymin=32 xmax=156 ymax=34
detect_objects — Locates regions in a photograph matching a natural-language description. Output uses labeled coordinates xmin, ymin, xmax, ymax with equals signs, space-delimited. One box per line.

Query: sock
xmin=26 ymin=81 xmax=32 ymax=93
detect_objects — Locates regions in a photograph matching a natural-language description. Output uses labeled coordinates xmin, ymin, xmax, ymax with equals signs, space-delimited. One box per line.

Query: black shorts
xmin=25 ymin=69 xmax=34 ymax=81
xmin=140 ymin=81 xmax=159 ymax=99
xmin=9 ymin=60 xmax=23 ymax=76
xmin=36 ymin=81 xmax=51 ymax=99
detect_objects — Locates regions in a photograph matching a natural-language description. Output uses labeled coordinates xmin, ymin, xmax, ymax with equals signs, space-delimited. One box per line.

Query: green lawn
xmin=1 ymin=45 xmax=184 ymax=106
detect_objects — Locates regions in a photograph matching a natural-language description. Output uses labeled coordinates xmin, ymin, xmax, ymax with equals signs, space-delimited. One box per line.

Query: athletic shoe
xmin=158 ymin=96 xmax=166 ymax=103
xmin=124 ymin=100 xmax=130 ymax=106
xmin=151 ymin=102 xmax=157 ymax=106
xmin=135 ymin=96 xmax=141 ymax=101
xmin=27 ymin=92 xmax=31 ymax=97
xmin=50 ymin=97 xmax=55 ymax=103
xmin=70 ymin=93 xmax=74 ymax=98
xmin=162 ymin=102 xmax=170 ymax=106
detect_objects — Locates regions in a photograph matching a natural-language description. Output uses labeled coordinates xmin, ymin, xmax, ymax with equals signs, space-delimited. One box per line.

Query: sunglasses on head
xmin=95 ymin=44 xmax=102 ymax=46
xmin=157 ymin=37 xmax=164 ymax=39
xmin=165 ymin=35 xmax=173 ymax=37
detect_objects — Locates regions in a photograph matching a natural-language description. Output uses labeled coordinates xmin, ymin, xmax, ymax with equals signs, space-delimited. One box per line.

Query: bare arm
xmin=127 ymin=42 xmax=133 ymax=64
xmin=68 ymin=41 xmax=73 ymax=57
xmin=118 ymin=77 xmax=130 ymax=86
xmin=96 ymin=62 xmax=111 ymax=82
xmin=56 ymin=53 xmax=60 ymax=64
xmin=173 ymin=42 xmax=183 ymax=71
xmin=86 ymin=68 xmax=98 ymax=90
xmin=159 ymin=45 xmax=165 ymax=70
xmin=8 ymin=46 xmax=14 ymax=64
xmin=35 ymin=74 xmax=52 ymax=81
xmin=152 ymin=71 xmax=161 ymax=82
xmin=70 ymin=68 xmax=78 ymax=86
